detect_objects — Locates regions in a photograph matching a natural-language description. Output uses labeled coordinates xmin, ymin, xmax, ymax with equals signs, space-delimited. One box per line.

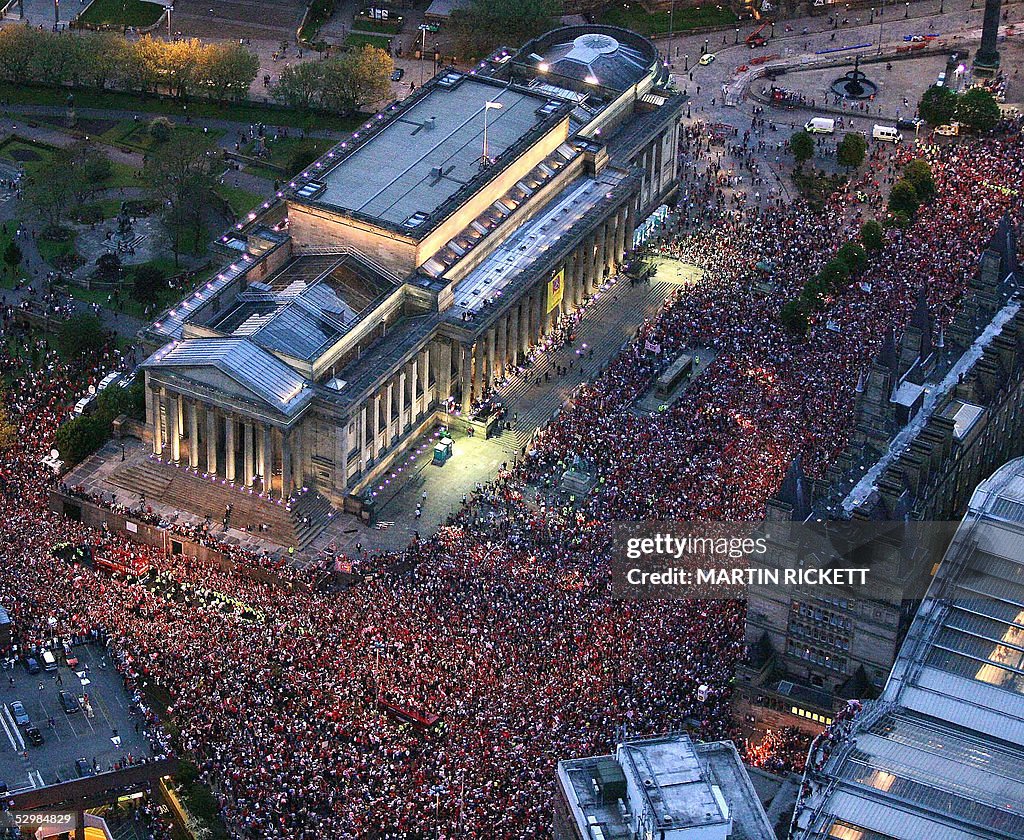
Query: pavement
xmin=0 ymin=643 xmax=152 ymax=793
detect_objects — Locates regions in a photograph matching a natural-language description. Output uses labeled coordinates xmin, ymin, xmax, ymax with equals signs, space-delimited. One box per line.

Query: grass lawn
xmin=113 ymin=122 xmax=225 ymax=153
xmin=77 ymin=0 xmax=165 ymax=27
xmin=105 ymin=161 xmax=147 ymax=190
xmin=216 ymin=184 xmax=267 ymax=218
xmin=243 ymin=136 xmax=332 ymax=173
xmin=0 ymin=83 xmax=362 ymax=133
xmin=353 ymin=17 xmax=403 ymax=34
xmin=598 ymin=2 xmax=738 ymax=36
xmin=344 ymin=33 xmax=392 ymax=51
xmin=37 ymin=232 xmax=79 ymax=268
xmin=0 ymin=137 xmax=57 ymax=174
xmin=65 ymin=257 xmax=196 ymax=319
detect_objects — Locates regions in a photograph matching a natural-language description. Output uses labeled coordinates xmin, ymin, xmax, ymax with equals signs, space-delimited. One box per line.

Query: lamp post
xmin=684 ymin=53 xmax=689 ymax=71
xmin=418 ymin=23 xmax=428 ymax=85
xmin=735 ymin=27 xmax=740 ymax=44
xmin=669 ymin=0 xmax=675 ymax=38
xmin=905 ymin=2 xmax=909 ymax=17
xmin=53 ymin=0 xmax=58 ymax=31
xmin=167 ymin=5 xmax=173 ymax=39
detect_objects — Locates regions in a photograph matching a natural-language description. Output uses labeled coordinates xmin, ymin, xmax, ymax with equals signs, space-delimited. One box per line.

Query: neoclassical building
xmin=140 ymin=26 xmax=684 ymax=509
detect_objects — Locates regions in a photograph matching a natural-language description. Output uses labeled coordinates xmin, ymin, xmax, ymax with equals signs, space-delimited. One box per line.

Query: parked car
xmin=699 ymin=52 xmax=716 ymax=66
xmin=25 ymin=726 xmax=43 ymax=747
xmin=75 ymin=759 xmax=95 ymax=778
xmin=59 ymin=691 xmax=80 ymax=714
xmin=896 ymin=117 xmax=923 ymax=131
xmin=391 ymin=68 xmax=405 ymax=82
xmin=9 ymin=701 xmax=29 ymax=726
xmin=41 ymin=650 xmax=58 ymax=672
xmin=23 ymin=656 xmax=40 ymax=674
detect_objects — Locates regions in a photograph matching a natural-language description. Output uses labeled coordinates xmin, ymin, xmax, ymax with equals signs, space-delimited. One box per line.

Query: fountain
xmin=830 ymin=55 xmax=878 ymax=100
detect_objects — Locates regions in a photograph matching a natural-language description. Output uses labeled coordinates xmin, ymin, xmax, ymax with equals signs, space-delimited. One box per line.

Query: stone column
xmin=486 ymin=327 xmax=496 ymax=390
xmin=507 ymin=307 xmax=520 ymax=368
xmin=153 ymin=391 xmax=164 ymax=457
xmin=420 ymin=347 xmax=430 ymax=410
xmin=336 ymin=418 xmax=349 ymax=494
xmin=583 ymin=235 xmax=597 ymax=298
xmin=168 ymin=394 xmax=180 ymax=463
xmin=409 ymin=356 xmax=419 ymax=420
xmin=439 ymin=340 xmax=453 ymax=401
xmin=534 ymin=286 xmax=545 ymax=342
xmin=243 ymin=422 xmax=255 ymax=487
xmin=292 ymin=424 xmax=304 ymax=489
xmin=460 ymin=343 xmax=472 ymax=413
xmin=398 ymin=367 xmax=407 ymax=435
xmin=519 ymin=297 xmax=530 ymax=356
xmin=281 ymin=431 xmax=292 ymax=499
xmin=625 ymin=197 xmax=637 ymax=255
xmin=473 ymin=340 xmax=486 ymax=400
xmin=224 ymin=415 xmax=236 ymax=482
xmin=975 ymin=0 xmax=1002 ymax=70
xmin=384 ymin=379 xmax=394 ymax=451
xmin=595 ymin=221 xmax=608 ymax=285
xmin=371 ymin=392 xmax=381 ymax=460
xmin=187 ymin=401 xmax=199 ymax=468
xmin=358 ymin=403 xmax=368 ymax=474
xmin=205 ymin=407 xmax=217 ymax=476
xmin=614 ymin=206 xmax=628 ymax=266
xmin=562 ymin=254 xmax=576 ymax=316
xmin=496 ymin=312 xmax=508 ymax=380
xmin=261 ymin=424 xmax=271 ymax=491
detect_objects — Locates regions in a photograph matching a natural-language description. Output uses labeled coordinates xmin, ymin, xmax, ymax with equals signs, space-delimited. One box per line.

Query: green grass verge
xmin=37 ymin=232 xmax=79 ymax=268
xmin=598 ymin=2 xmax=738 ymax=36
xmin=0 ymin=82 xmax=362 ymax=133
xmin=112 ymin=122 xmax=225 ymax=153
xmin=353 ymin=17 xmax=403 ymax=34
xmin=0 ymin=219 xmax=21 ymax=289
xmin=243 ymin=135 xmax=332 ymax=173
xmin=216 ymin=184 xmax=267 ymax=217
xmin=344 ymin=33 xmax=392 ymax=50
xmin=77 ymin=0 xmax=165 ymax=27
xmin=0 ymin=137 xmax=57 ymax=174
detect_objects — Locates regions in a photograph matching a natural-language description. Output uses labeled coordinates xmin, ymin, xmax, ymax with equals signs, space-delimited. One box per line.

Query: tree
xmin=902 ymin=159 xmax=935 ymax=199
xmin=320 ymin=46 xmax=394 ymax=113
xmin=837 ymin=131 xmax=867 ymax=170
xmin=0 ymin=399 xmax=14 ymax=451
xmin=57 ymin=313 xmax=105 ymax=360
xmin=96 ymin=377 xmax=145 ymax=422
xmin=835 ymin=242 xmax=868 ymax=273
xmin=789 ymin=130 xmax=814 ymax=167
xmin=145 ymin=133 xmax=218 ymax=266
xmin=132 ymin=264 xmax=167 ymax=304
xmin=815 ymin=259 xmax=851 ymax=295
xmin=779 ymin=300 xmax=809 ymax=337
xmin=149 ymin=117 xmax=173 ymax=143
xmin=68 ymin=143 xmax=112 ymax=204
xmin=3 ymin=240 xmax=21 ymax=276
xmin=0 ymin=26 xmax=44 ymax=83
xmin=956 ymin=86 xmax=1000 ymax=132
xmin=286 ymin=141 xmax=325 ymax=177
xmin=888 ymin=179 xmax=919 ymax=219
xmin=23 ymin=150 xmax=76 ymax=233
xmin=918 ymin=84 xmax=958 ymax=126
xmin=861 ymin=219 xmax=884 ymax=251
xmin=450 ymin=0 xmax=559 ymax=59
xmin=272 ymin=61 xmax=324 ymax=110
xmin=96 ymin=252 xmax=122 ymax=281
xmin=199 ymin=41 xmax=260 ymax=101
xmin=53 ymin=415 xmax=108 ymax=465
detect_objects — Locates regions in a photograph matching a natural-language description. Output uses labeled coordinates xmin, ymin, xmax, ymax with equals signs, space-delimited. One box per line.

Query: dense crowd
xmin=0 ymin=113 xmax=1022 ymax=839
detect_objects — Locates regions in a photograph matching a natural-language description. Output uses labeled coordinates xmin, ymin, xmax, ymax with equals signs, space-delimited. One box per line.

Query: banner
xmin=547 ymin=267 xmax=564 ymax=313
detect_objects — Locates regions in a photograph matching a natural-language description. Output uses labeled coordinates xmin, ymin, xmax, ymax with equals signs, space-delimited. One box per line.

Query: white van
xmin=72 ymin=395 xmax=95 ymax=418
xmin=41 ymin=650 xmax=57 ymax=672
xmin=805 ymin=117 xmax=835 ymax=134
xmin=872 ymin=124 xmax=902 ymax=143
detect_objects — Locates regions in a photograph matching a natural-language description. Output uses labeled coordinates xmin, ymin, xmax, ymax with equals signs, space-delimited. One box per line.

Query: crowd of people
xmin=0 ymin=111 xmax=1021 ymax=838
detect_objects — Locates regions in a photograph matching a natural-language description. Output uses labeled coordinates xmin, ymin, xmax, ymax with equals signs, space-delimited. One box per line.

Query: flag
xmin=485 ymin=101 xmax=503 ymax=110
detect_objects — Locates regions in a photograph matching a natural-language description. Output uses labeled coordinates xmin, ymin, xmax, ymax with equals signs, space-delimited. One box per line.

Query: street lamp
xmin=735 ymin=27 xmax=740 ymax=44
xmin=669 ymin=0 xmax=675 ymax=38
xmin=905 ymin=2 xmax=909 ymax=17
xmin=684 ymin=53 xmax=689 ymax=70
xmin=53 ymin=0 xmax=58 ymax=31
xmin=167 ymin=5 xmax=174 ymax=39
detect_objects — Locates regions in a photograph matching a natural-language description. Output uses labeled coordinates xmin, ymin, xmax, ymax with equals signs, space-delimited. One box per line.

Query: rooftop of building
xmin=795 ymin=457 xmax=1024 ymax=840
xmin=514 ymin=25 xmax=661 ymax=93
xmin=296 ymin=74 xmax=563 ymax=231
xmin=558 ymin=734 xmax=774 ymax=840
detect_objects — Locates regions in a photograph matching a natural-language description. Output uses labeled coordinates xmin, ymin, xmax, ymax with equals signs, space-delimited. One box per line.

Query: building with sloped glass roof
xmin=138 ymin=26 xmax=684 ymax=510
xmin=790 ymin=457 xmax=1024 ymax=840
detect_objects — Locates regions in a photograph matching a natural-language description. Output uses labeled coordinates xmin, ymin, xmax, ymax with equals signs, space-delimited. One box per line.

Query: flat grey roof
xmin=315 ymin=77 xmax=552 ymax=226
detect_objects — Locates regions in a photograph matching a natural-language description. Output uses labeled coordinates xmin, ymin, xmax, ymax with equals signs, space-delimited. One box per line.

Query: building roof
xmin=558 ymin=735 xmax=775 ymax=840
xmin=309 ymin=76 xmax=555 ymax=228
xmin=142 ymin=339 xmax=314 ymax=418
xmin=794 ymin=457 xmax=1024 ymax=840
